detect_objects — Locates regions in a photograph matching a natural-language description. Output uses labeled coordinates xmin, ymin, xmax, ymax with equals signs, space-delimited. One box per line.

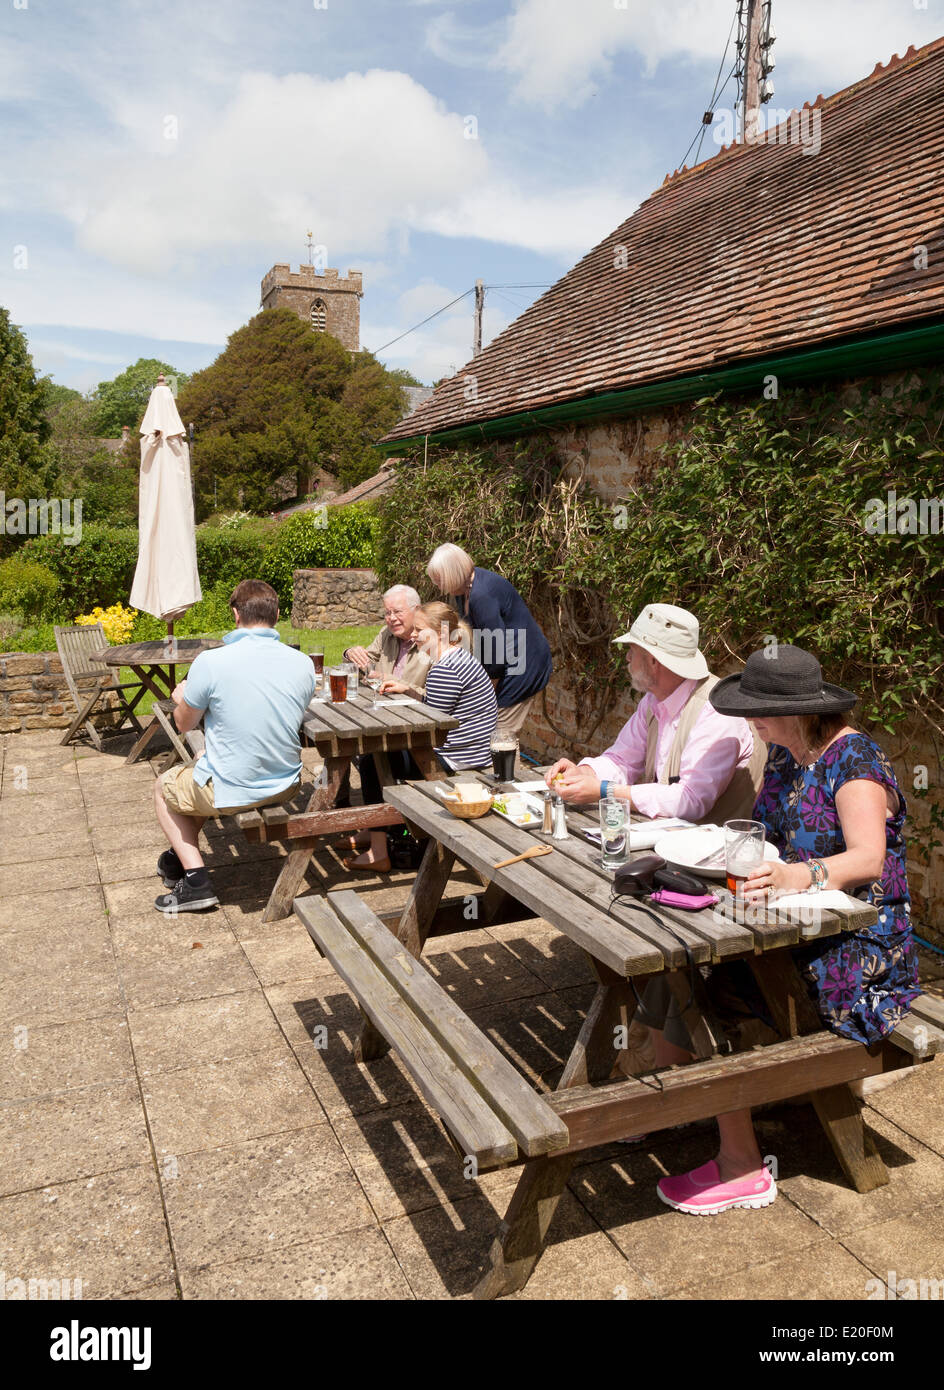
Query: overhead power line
xmin=371 ymin=282 xmax=553 ymax=356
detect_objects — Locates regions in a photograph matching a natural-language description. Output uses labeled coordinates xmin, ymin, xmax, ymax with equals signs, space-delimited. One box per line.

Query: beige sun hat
xmin=613 ymin=603 xmax=709 ymax=680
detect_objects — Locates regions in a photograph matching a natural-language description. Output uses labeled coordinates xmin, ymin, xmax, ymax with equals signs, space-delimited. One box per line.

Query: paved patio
xmin=2 ymin=726 xmax=943 ymax=1301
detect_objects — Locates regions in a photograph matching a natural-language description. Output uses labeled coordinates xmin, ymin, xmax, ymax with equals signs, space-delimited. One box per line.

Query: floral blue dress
xmin=753 ymin=732 xmax=920 ymax=1044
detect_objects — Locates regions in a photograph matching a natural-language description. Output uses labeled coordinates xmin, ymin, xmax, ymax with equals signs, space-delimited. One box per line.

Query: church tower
xmin=260 ymin=261 xmax=362 ymax=351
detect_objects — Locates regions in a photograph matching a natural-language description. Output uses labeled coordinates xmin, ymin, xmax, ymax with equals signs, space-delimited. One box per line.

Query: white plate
xmin=491 ymin=793 xmax=544 ymax=828
xmin=654 ymin=828 xmax=780 ymax=880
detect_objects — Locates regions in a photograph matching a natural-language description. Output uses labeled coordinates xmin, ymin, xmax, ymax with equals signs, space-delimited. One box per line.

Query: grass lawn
xmin=119 ymin=622 xmax=378 ymax=716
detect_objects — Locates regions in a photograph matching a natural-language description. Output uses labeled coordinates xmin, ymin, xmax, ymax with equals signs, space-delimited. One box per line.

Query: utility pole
xmin=739 ymin=0 xmax=775 ymax=145
xmin=473 ymin=279 xmax=484 ymax=357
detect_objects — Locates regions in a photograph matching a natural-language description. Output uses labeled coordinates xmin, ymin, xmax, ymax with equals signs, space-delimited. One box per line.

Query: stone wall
xmin=0 ymin=652 xmax=110 ymax=734
xmin=292 ymin=569 xmax=384 ymax=631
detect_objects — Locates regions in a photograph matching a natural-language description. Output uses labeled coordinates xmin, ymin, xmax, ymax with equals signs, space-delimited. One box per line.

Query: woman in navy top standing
xmin=426 ymin=543 xmax=552 ymax=752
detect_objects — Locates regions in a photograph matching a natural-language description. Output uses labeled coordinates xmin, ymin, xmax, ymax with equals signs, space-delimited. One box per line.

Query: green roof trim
xmin=381 ymin=319 xmax=944 ymax=454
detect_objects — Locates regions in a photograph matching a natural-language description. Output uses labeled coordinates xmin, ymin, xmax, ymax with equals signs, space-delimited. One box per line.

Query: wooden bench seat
xmin=888 ymin=992 xmax=944 ymax=1057
xmin=294 ymin=890 xmax=569 ymax=1171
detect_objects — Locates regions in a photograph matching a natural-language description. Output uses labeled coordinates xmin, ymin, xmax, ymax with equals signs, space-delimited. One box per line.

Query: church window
xmin=310 ymin=298 xmax=327 ymax=332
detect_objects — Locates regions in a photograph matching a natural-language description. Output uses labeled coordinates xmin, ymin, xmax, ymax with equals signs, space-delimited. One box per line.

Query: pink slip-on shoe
xmin=657 ymin=1160 xmax=776 ymax=1215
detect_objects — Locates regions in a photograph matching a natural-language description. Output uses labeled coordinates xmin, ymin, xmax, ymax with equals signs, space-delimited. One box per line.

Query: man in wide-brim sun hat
xmin=545 ymin=602 xmax=765 ymax=824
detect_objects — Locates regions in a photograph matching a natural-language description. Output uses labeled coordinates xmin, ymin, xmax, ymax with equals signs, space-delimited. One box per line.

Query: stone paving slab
xmin=117 ymin=939 xmax=263 ymax=1011
xmin=0 ymin=854 xmax=102 ymax=898
xmin=141 ymin=1047 xmax=327 ymax=1157
xmin=0 ymin=1082 xmax=153 ymax=1195
xmin=179 ymin=1226 xmax=414 ymax=1300
xmin=128 ymin=991 xmax=289 ymax=1075
xmin=0 ymin=882 xmax=105 ymax=933
xmin=0 ymin=1016 xmax=135 ymax=1100
xmin=0 ymin=828 xmax=94 ymax=866
xmin=0 ymin=1166 xmax=174 ymax=1300
xmin=840 ymin=1198 xmax=944 ymax=1291
xmin=160 ymin=1125 xmax=375 ymax=1269
xmin=776 ymin=1105 xmax=944 ymax=1237
xmin=668 ymin=1239 xmax=882 ymax=1301
xmin=570 ymin=1125 xmax=835 ymax=1298
xmin=3 ymin=727 xmax=944 ymax=1303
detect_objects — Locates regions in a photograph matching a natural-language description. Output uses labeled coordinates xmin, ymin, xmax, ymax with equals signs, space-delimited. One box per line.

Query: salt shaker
xmin=552 ymin=794 xmax=569 ymax=841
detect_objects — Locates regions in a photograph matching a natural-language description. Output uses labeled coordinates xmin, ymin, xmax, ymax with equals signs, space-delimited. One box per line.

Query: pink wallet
xmin=649 ymin=889 xmax=718 ymax=911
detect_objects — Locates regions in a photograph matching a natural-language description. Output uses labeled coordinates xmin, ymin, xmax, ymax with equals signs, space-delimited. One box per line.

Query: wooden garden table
xmin=93 ymin=638 xmax=223 ymax=703
xmin=238 ymin=690 xmax=459 ymax=922
xmin=363 ymin=773 xmax=922 ymax=1298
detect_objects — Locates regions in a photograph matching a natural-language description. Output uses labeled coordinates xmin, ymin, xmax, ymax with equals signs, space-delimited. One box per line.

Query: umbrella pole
xmin=167 ymin=619 xmax=176 ymax=693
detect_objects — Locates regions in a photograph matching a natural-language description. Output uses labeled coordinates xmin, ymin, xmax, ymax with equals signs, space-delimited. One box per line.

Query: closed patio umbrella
xmin=129 ymin=375 xmax=202 ymax=623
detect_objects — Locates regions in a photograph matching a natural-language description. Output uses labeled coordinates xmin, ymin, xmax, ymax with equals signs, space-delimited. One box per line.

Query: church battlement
xmin=261 ymin=261 xmax=362 ymax=350
xmin=262 ymin=264 xmax=363 ymax=295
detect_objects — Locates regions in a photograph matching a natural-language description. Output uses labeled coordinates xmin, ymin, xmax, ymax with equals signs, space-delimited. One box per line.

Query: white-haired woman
xmin=339 ymin=584 xmax=432 ymax=873
xmin=426 ymin=544 xmax=551 ymax=761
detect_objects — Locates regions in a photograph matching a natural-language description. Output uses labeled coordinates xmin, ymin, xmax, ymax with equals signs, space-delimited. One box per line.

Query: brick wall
xmin=291 ymin=569 xmax=384 ymax=631
xmin=0 ymin=652 xmax=114 ymax=734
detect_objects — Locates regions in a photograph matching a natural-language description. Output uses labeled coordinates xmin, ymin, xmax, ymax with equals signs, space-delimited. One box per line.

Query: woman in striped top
xmin=343 ymin=604 xmax=497 ymax=876
xmin=381 ymin=602 xmax=497 ymax=771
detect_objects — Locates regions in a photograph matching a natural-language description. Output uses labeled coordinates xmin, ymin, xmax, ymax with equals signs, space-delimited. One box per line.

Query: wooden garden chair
xmin=54 ymin=623 xmax=147 ymax=751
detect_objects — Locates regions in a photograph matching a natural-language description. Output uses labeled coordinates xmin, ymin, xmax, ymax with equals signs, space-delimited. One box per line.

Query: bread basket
xmin=438 ymin=785 xmax=494 ymax=820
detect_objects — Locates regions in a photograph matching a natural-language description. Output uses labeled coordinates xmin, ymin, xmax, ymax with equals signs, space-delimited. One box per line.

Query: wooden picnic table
xmin=237 ymin=690 xmax=459 ymax=922
xmin=95 ymin=638 xmax=224 ymax=766
xmin=94 ymin=638 xmax=223 ymax=703
xmin=295 ymin=771 xmax=944 ymax=1298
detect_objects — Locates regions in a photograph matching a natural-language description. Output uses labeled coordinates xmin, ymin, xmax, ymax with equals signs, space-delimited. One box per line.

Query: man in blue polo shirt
xmin=152 ymin=579 xmax=316 ymax=912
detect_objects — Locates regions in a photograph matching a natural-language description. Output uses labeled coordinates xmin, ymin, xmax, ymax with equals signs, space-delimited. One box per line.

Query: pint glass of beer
xmin=310 ymin=649 xmax=325 ymax=677
xmin=329 ymin=667 xmax=348 ymax=703
xmin=724 ymin=820 xmax=766 ymax=898
xmin=490 ymin=736 xmax=517 ymax=783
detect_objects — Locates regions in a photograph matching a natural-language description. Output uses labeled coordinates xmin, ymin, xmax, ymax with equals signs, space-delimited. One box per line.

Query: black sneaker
xmin=157 ymin=849 xmax=184 ymax=887
xmin=154 ymin=875 xmax=219 ymax=914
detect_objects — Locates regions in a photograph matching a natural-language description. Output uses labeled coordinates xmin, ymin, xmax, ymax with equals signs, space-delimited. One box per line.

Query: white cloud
xmin=498 ymin=0 xmax=943 ymax=109
xmin=63 ymin=69 xmax=489 ymax=274
xmin=363 ymin=281 xmax=518 ymax=385
xmin=0 ymin=251 xmax=240 ymax=344
xmin=419 ymin=179 xmax=633 ymax=259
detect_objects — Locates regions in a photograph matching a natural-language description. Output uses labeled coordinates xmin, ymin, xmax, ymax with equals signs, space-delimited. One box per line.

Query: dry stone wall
xmin=0 ymin=652 xmax=117 ymax=733
xmin=292 ymin=569 xmax=384 ymax=631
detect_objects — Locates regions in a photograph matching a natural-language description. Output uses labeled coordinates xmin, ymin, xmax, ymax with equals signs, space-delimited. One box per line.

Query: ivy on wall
xmin=378 ymin=372 xmax=944 ymax=748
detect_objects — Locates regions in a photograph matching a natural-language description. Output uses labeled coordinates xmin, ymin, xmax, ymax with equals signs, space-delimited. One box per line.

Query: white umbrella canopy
xmin=129 ymin=376 xmax=202 ymax=622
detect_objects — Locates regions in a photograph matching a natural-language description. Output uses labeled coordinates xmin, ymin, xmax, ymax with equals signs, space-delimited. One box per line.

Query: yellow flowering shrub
xmin=74 ymin=604 xmax=138 ymax=645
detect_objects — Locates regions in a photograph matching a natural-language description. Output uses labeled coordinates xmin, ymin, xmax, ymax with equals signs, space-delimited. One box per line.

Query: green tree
xmin=177 ymin=309 xmax=416 ymax=516
xmin=90 ymin=357 xmax=189 ymax=436
xmin=0 ymin=307 xmax=62 ymax=556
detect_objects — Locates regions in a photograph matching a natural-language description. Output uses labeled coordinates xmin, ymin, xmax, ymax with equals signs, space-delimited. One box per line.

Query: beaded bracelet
xmin=807 ymin=858 xmax=828 ymax=892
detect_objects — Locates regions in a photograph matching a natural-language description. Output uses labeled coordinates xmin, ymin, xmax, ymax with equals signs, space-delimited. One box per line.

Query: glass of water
xmin=599 ymin=796 xmax=629 ymax=871
xmin=342 ymin=661 xmax=359 ymax=698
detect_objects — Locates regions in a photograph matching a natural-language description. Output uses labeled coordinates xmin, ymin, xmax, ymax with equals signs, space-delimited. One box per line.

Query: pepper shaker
xmin=542 ymin=791 xmax=553 ymax=834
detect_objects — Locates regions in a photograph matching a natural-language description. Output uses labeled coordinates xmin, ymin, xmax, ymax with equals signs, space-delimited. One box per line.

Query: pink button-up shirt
xmin=580 ymin=678 xmax=755 ymax=821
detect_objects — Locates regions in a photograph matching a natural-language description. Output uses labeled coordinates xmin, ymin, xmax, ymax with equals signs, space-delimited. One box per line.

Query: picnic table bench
xmin=234 ymin=690 xmax=459 ymax=922
xmin=295 ymin=772 xmax=944 ymax=1299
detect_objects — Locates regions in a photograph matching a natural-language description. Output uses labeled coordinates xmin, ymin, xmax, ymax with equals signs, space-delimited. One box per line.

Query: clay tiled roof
xmin=384 ymin=38 xmax=944 ymax=444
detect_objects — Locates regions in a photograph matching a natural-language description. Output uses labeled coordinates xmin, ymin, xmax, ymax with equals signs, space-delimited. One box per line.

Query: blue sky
xmin=2 ymin=0 xmax=940 ymax=392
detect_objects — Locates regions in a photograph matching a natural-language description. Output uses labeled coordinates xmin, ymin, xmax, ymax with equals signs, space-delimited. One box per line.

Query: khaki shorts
xmin=160 ymin=765 xmax=301 ymax=818
xmin=495 ymin=695 xmax=536 ymax=740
